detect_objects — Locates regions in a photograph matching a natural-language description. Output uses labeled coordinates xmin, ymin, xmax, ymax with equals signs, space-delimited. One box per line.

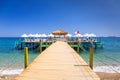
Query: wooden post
xmin=70 ymin=41 xmax=71 ymax=47
xmin=77 ymin=41 xmax=80 ymax=53
xmin=40 ymin=40 xmax=42 ymax=53
xmin=72 ymin=41 xmax=74 ymax=48
xmin=24 ymin=47 xmax=28 ymax=68
xmin=69 ymin=41 xmax=70 ymax=46
xmin=46 ymin=41 xmax=48 ymax=48
xmin=89 ymin=47 xmax=94 ymax=69
xmin=69 ymin=41 xmax=71 ymax=46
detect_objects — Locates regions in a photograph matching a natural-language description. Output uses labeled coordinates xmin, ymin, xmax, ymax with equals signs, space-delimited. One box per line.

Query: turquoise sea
xmin=0 ymin=37 xmax=120 ymax=75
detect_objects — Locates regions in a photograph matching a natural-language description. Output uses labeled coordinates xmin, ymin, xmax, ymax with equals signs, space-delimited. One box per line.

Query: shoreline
xmin=0 ymin=74 xmax=18 ymax=80
xmin=93 ymin=66 xmax=120 ymax=73
xmin=0 ymin=67 xmax=120 ymax=80
xmin=0 ymin=66 xmax=120 ymax=80
xmin=0 ymin=72 xmax=120 ymax=80
xmin=96 ymin=72 xmax=120 ymax=80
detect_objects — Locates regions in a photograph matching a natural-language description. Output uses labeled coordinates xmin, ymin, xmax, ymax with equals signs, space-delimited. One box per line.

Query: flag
xmin=77 ymin=30 xmax=80 ymax=34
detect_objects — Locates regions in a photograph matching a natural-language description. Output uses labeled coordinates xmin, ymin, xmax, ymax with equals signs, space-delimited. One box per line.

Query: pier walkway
xmin=16 ymin=41 xmax=100 ymax=80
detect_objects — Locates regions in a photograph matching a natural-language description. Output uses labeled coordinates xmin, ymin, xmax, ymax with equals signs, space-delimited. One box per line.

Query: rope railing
xmin=80 ymin=48 xmax=120 ymax=73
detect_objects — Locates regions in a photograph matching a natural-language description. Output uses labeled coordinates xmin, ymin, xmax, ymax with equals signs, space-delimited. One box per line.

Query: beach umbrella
xmin=83 ymin=33 xmax=90 ymax=37
xmin=34 ymin=34 xmax=39 ymax=37
xmin=48 ymin=34 xmax=54 ymax=37
xmin=66 ymin=33 xmax=72 ymax=37
xmin=74 ymin=34 xmax=83 ymax=37
xmin=83 ymin=33 xmax=96 ymax=37
xmin=89 ymin=33 xmax=96 ymax=37
xmin=38 ymin=34 xmax=42 ymax=37
xmin=21 ymin=34 xmax=28 ymax=37
xmin=41 ymin=34 xmax=47 ymax=37
xmin=28 ymin=34 xmax=34 ymax=37
xmin=84 ymin=33 xmax=96 ymax=37
xmin=74 ymin=31 xmax=77 ymax=35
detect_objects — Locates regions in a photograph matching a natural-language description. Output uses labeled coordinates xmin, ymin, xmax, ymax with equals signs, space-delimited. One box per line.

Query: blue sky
xmin=0 ymin=0 xmax=120 ymax=37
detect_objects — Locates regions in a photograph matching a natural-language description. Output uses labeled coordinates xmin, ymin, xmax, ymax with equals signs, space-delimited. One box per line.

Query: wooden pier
xmin=15 ymin=41 xmax=100 ymax=80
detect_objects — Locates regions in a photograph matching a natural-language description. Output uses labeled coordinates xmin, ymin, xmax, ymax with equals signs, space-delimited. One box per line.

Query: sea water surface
xmin=80 ymin=37 xmax=120 ymax=73
xmin=0 ymin=37 xmax=120 ymax=75
xmin=0 ymin=37 xmax=39 ymax=75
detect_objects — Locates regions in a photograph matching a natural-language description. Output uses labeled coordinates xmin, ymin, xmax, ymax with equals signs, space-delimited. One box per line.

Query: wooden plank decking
xmin=15 ymin=41 xmax=100 ymax=80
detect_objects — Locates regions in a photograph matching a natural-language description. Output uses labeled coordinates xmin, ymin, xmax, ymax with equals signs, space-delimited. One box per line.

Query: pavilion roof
xmin=52 ymin=30 xmax=68 ymax=35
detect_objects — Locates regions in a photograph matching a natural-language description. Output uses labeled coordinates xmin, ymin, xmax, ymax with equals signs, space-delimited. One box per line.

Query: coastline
xmin=93 ymin=66 xmax=120 ymax=73
xmin=0 ymin=66 xmax=120 ymax=80
xmin=96 ymin=72 xmax=120 ymax=80
xmin=0 ymin=74 xmax=18 ymax=80
xmin=0 ymin=72 xmax=120 ymax=80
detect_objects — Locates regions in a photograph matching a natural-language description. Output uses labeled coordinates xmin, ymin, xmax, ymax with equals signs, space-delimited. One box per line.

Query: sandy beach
xmin=0 ymin=74 xmax=18 ymax=80
xmin=0 ymin=72 xmax=120 ymax=80
xmin=96 ymin=72 xmax=120 ymax=80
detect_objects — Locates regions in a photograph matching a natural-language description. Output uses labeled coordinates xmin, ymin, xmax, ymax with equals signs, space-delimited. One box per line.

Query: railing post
xmin=40 ymin=40 xmax=42 ymax=53
xmin=24 ymin=47 xmax=28 ymax=68
xmin=70 ymin=41 xmax=71 ymax=47
xmin=89 ymin=47 xmax=94 ymax=69
xmin=46 ymin=41 xmax=48 ymax=48
xmin=77 ymin=41 xmax=80 ymax=53
xmin=72 ymin=41 xmax=74 ymax=48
